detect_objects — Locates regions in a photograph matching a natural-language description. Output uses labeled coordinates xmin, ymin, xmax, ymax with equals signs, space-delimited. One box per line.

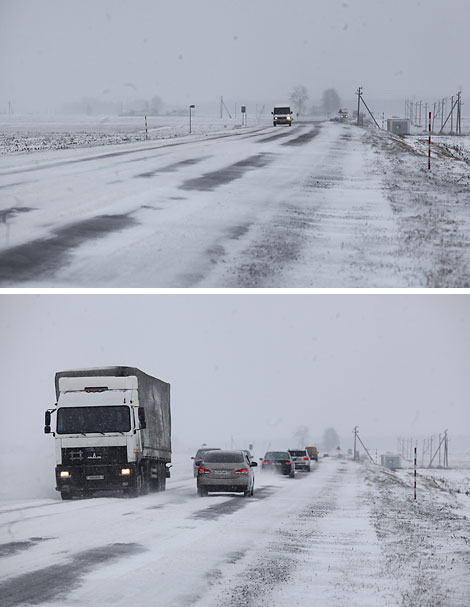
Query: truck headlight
xmin=120 ymin=468 xmax=132 ymax=476
xmin=287 ymin=116 xmax=292 ymax=120
xmin=60 ymin=471 xmax=70 ymax=478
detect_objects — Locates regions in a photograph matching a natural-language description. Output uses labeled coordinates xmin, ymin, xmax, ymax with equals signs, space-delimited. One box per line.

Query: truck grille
xmin=62 ymin=446 xmax=128 ymax=465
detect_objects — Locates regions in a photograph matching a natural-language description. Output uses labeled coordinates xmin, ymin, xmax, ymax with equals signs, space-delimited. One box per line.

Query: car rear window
xmin=289 ymin=450 xmax=307 ymax=457
xmin=195 ymin=448 xmax=219 ymax=458
xmin=265 ymin=452 xmax=289 ymax=459
xmin=204 ymin=451 xmax=244 ymax=463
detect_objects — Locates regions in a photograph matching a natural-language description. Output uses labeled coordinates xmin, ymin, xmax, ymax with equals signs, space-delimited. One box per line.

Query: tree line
xmin=289 ymin=85 xmax=342 ymax=117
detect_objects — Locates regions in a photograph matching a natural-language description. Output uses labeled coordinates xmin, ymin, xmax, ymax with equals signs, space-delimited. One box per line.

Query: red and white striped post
xmin=428 ymin=112 xmax=431 ymax=170
xmin=414 ymin=446 xmax=417 ymax=500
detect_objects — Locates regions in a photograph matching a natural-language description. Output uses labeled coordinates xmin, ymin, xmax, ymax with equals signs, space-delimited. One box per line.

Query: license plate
xmin=86 ymin=475 xmax=104 ymax=480
xmin=214 ymin=471 xmax=230 ymax=477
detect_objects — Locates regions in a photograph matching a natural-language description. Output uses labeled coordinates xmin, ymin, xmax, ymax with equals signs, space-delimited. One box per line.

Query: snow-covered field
xmin=0 ymin=114 xmax=265 ymax=154
xmin=1 ymin=455 xmax=469 ymax=606
xmin=1 ymin=114 xmax=469 ymax=287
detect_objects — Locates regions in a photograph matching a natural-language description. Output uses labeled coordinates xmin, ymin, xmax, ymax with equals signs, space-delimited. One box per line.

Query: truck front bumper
xmin=56 ymin=463 xmax=137 ymax=494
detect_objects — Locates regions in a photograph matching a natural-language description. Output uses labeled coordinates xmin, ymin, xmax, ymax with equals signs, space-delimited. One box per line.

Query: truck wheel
xmin=157 ymin=464 xmax=166 ymax=491
xmin=60 ymin=491 xmax=73 ymax=500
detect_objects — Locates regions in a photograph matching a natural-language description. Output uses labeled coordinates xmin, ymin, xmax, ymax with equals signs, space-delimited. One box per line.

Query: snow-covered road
xmin=1 ymin=120 xmax=469 ymax=287
xmin=2 ymin=457 xmax=469 ymax=606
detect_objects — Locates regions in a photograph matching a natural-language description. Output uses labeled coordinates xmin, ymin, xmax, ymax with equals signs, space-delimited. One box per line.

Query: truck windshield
xmin=57 ymin=406 xmax=131 ymax=434
xmin=274 ymin=107 xmax=290 ymax=114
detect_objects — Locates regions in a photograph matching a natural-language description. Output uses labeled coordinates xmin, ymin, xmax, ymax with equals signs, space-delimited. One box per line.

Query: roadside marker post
xmin=145 ymin=115 xmax=148 ymax=140
xmin=414 ymin=447 xmax=417 ymax=500
xmin=428 ymin=112 xmax=432 ymax=170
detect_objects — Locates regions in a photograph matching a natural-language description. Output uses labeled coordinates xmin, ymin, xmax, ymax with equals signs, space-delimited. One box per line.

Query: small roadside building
xmin=381 ymin=453 xmax=402 ymax=469
xmin=387 ymin=118 xmax=411 ymax=135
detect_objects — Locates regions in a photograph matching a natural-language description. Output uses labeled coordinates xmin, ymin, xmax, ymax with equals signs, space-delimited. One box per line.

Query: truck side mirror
xmin=138 ymin=407 xmax=147 ymax=429
xmin=44 ymin=411 xmax=51 ymax=434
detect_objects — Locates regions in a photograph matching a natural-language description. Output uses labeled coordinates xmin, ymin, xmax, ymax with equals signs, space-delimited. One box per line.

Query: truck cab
xmin=272 ymin=105 xmax=293 ymax=126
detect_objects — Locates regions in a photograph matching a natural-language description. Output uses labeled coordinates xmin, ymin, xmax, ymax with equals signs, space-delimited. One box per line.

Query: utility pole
xmin=353 ymin=427 xmax=375 ymax=464
xmin=457 ymin=92 xmax=462 ymax=134
xmin=450 ymin=95 xmax=454 ymax=132
xmin=356 ymin=87 xmax=362 ymax=126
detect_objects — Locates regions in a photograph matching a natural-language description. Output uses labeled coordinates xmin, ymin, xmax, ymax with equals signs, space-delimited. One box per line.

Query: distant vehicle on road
xmin=196 ymin=450 xmax=257 ymax=496
xmin=306 ymin=446 xmax=319 ymax=462
xmin=260 ymin=451 xmax=295 ymax=477
xmin=192 ymin=447 xmax=221 ymax=477
xmin=272 ymin=105 xmax=293 ymax=126
xmin=288 ymin=449 xmax=311 ymax=472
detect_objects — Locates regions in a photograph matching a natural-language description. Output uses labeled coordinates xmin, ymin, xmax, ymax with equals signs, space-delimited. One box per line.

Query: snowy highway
xmin=2 ymin=456 xmax=470 ymax=606
xmin=2 ymin=119 xmax=470 ymax=287
xmin=0 ymin=458 xmax=392 ymax=606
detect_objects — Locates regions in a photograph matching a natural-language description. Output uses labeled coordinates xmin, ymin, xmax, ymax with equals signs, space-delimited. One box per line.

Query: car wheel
xmin=197 ymin=487 xmax=207 ymax=497
xmin=290 ymin=470 xmax=295 ymax=478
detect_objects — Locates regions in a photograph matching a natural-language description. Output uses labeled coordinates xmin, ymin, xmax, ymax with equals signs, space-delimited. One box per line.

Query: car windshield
xmin=57 ymin=406 xmax=130 ymax=434
xmin=265 ymin=452 xmax=289 ymax=459
xmin=204 ymin=451 xmax=244 ymax=463
xmin=289 ymin=450 xmax=307 ymax=457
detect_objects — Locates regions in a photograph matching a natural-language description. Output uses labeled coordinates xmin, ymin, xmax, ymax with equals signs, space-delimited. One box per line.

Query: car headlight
xmin=60 ymin=470 xmax=70 ymax=478
xmin=120 ymin=468 xmax=132 ymax=476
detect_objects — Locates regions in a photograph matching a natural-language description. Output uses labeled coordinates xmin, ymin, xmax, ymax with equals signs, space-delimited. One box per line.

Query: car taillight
xmin=262 ymin=461 xmax=269 ymax=465
xmin=303 ymin=457 xmax=309 ymax=460
xmin=285 ymin=462 xmax=291 ymax=465
xmin=235 ymin=468 xmax=249 ymax=475
xmin=198 ymin=468 xmax=211 ymax=475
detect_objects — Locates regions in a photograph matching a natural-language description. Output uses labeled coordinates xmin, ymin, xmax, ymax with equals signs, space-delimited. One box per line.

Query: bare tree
xmin=322 ymin=427 xmax=340 ymax=451
xmin=289 ymin=85 xmax=309 ymax=116
xmin=293 ymin=425 xmax=310 ymax=448
xmin=321 ymin=88 xmax=341 ymax=116
xmin=149 ymin=95 xmax=164 ymax=115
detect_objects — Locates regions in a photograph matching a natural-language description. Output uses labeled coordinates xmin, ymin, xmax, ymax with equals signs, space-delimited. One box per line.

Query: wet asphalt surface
xmin=0 ymin=213 xmax=137 ymax=283
xmin=0 ymin=543 xmax=146 ymax=607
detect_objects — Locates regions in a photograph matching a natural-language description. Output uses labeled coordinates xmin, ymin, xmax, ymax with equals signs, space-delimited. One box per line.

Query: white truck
xmin=44 ymin=366 xmax=171 ymax=499
xmin=272 ymin=105 xmax=293 ymax=126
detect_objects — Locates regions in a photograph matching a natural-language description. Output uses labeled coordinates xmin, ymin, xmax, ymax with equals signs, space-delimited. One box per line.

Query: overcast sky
xmin=2 ymin=294 xmax=469 ymax=455
xmin=1 ymin=0 xmax=468 ymax=113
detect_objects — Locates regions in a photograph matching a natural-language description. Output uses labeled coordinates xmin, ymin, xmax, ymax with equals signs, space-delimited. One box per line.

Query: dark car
xmin=260 ymin=451 xmax=295 ymax=477
xmin=191 ymin=447 xmax=221 ymax=477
